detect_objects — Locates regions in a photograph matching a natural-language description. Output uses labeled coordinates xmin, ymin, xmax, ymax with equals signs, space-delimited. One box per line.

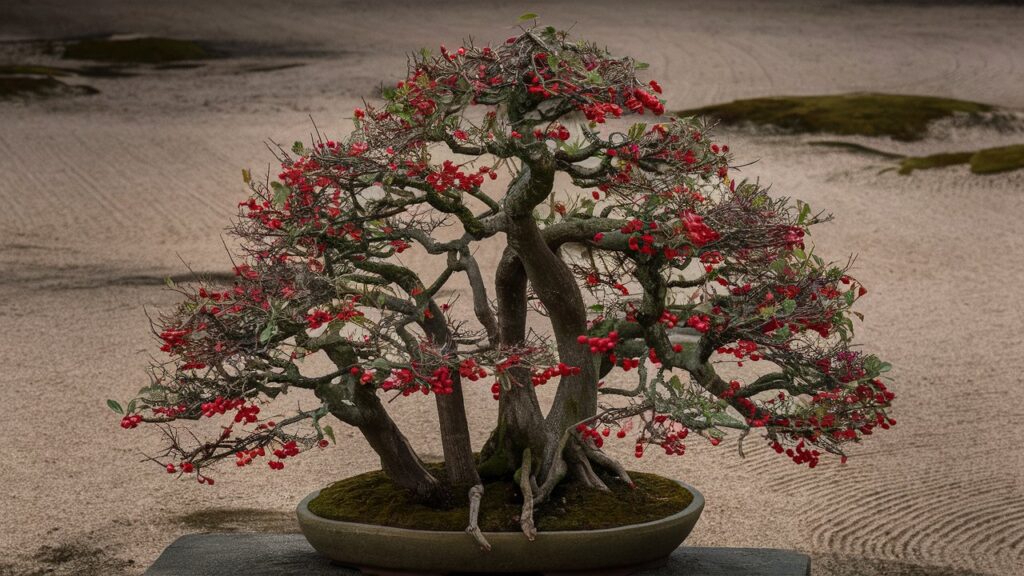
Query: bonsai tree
xmin=113 ymin=22 xmax=896 ymax=549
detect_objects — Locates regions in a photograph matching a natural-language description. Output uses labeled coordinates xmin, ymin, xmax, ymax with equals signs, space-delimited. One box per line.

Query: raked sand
xmin=1 ymin=1 xmax=1023 ymax=575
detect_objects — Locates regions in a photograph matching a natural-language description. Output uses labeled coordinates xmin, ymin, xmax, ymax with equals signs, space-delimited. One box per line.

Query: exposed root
xmin=581 ymin=442 xmax=635 ymax=488
xmin=518 ymin=448 xmax=537 ymax=540
xmin=465 ymin=484 xmax=491 ymax=551
xmin=570 ymin=442 xmax=609 ymax=491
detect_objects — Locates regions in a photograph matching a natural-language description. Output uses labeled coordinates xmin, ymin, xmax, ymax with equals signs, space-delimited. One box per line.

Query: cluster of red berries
xmin=624 ymin=87 xmax=664 ymax=116
xmin=201 ymin=396 xmax=245 ymax=418
xmin=120 ymin=414 xmax=143 ymax=429
xmin=233 ymin=403 xmax=260 ymax=424
xmin=458 ymin=359 xmax=488 ymax=381
xmin=165 ymin=461 xmax=195 ymax=474
xmin=576 ymin=423 xmax=606 ymax=448
xmin=686 ymin=314 xmax=711 ymax=333
xmin=659 ymin=310 xmax=679 ymax=328
xmin=679 ymin=211 xmax=720 ymax=246
xmin=717 ymin=340 xmax=760 ymax=362
xmin=268 ymin=440 xmax=300 ymax=470
xmin=425 ymin=160 xmax=487 ymax=193
xmin=158 ymin=327 xmax=191 ymax=353
xmin=533 ymin=124 xmax=571 ymax=141
xmin=530 ymin=363 xmax=581 ymax=386
xmin=235 ymin=446 xmax=266 ymax=467
xmin=579 ymin=101 xmax=623 ymax=123
xmin=772 ymin=439 xmax=821 ymax=468
xmin=152 ymin=404 xmax=187 ymax=419
xmin=659 ymin=428 xmax=688 ymax=456
xmin=578 ymin=331 xmax=619 ymax=353
xmin=306 ymin=301 xmax=364 ymax=330
xmin=427 ymin=366 xmax=455 ymax=395
xmin=618 ymin=357 xmax=641 ymax=372
xmin=349 ymin=366 xmax=375 ymax=385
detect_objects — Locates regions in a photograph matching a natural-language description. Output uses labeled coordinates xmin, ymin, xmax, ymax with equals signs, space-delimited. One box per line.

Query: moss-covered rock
xmin=62 ymin=37 xmax=212 ymax=64
xmin=678 ymin=93 xmax=993 ymax=141
xmin=970 ymin=144 xmax=1024 ymax=175
xmin=308 ymin=467 xmax=693 ymax=532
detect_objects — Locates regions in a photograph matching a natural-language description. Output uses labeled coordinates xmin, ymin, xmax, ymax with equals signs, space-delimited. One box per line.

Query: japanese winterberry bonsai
xmin=114 ymin=21 xmax=895 ymax=559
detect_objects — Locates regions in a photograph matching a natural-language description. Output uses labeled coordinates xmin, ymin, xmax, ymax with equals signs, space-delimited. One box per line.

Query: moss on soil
xmin=308 ymin=466 xmax=693 ymax=532
xmin=970 ymin=144 xmax=1024 ymax=175
xmin=62 ymin=37 xmax=212 ymax=64
xmin=0 ymin=76 xmax=97 ymax=98
xmin=898 ymin=151 xmax=974 ymax=175
xmin=893 ymin=145 xmax=1024 ymax=175
xmin=808 ymin=140 xmax=906 ymax=159
xmin=678 ymin=93 xmax=993 ymax=141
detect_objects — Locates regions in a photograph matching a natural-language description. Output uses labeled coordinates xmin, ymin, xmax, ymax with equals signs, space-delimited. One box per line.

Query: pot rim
xmin=297 ymin=477 xmax=704 ymax=536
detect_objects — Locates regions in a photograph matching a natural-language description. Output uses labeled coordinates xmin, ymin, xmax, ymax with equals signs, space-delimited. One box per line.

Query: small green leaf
xmin=126 ymin=399 xmax=138 ymax=414
xmin=291 ymin=141 xmax=306 ymax=155
xmin=628 ymin=122 xmax=648 ymax=141
xmin=107 ymin=399 xmax=124 ymax=415
xmin=323 ymin=425 xmax=337 ymax=444
xmin=781 ymin=299 xmax=797 ymax=315
xmin=164 ymin=276 xmax=176 ymax=289
xmin=259 ymin=322 xmax=277 ymax=344
xmin=844 ymin=290 xmax=855 ymax=306
xmin=518 ymin=12 xmax=539 ymax=21
xmin=242 ymin=168 xmax=251 ymax=184
xmin=797 ymin=201 xmax=811 ymax=225
xmin=634 ymin=61 xmax=650 ymax=70
xmin=270 ymin=181 xmax=290 ymax=208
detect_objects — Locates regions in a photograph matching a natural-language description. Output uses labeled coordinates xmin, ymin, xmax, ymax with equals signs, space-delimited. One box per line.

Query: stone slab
xmin=146 ymin=533 xmax=810 ymax=576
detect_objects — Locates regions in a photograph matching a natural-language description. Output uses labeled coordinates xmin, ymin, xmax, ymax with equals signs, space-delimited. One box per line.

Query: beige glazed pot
xmin=296 ymin=479 xmax=704 ymax=575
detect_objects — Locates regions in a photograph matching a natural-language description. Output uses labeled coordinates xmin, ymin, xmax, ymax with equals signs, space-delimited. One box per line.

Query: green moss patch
xmin=970 ymin=144 xmax=1024 ymax=175
xmin=809 ymin=140 xmax=906 ymax=159
xmin=898 ymin=151 xmax=973 ymax=175
xmin=308 ymin=467 xmax=693 ymax=532
xmin=894 ymin=145 xmax=1024 ymax=175
xmin=0 ymin=76 xmax=97 ymax=98
xmin=62 ymin=37 xmax=212 ymax=64
xmin=678 ymin=93 xmax=993 ymax=141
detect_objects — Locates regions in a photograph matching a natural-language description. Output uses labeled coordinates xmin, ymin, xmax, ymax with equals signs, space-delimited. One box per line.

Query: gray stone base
xmin=146 ymin=533 xmax=810 ymax=576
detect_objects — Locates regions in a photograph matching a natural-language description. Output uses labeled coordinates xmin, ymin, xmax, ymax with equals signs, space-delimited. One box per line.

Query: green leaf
xmin=107 ymin=399 xmax=124 ymax=415
xmin=291 ymin=141 xmax=306 ymax=155
xmin=518 ymin=12 xmax=539 ymax=21
xmin=797 ymin=201 xmax=811 ymax=225
xmin=628 ymin=122 xmax=648 ymax=141
xmin=781 ymin=299 xmax=797 ymax=315
xmin=270 ymin=181 xmax=290 ymax=208
xmin=668 ymin=375 xmax=683 ymax=391
xmin=634 ymin=61 xmax=650 ymax=70
xmin=164 ymin=276 xmax=176 ymax=289
xmin=242 ymin=168 xmax=251 ymax=184
xmin=259 ymin=322 xmax=277 ymax=344
xmin=126 ymin=399 xmax=137 ymax=415
xmin=844 ymin=290 xmax=855 ymax=306
xmin=323 ymin=425 xmax=337 ymax=444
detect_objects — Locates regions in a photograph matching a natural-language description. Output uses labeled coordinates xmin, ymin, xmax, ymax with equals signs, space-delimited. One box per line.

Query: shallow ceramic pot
xmin=296 ymin=479 xmax=704 ymax=576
